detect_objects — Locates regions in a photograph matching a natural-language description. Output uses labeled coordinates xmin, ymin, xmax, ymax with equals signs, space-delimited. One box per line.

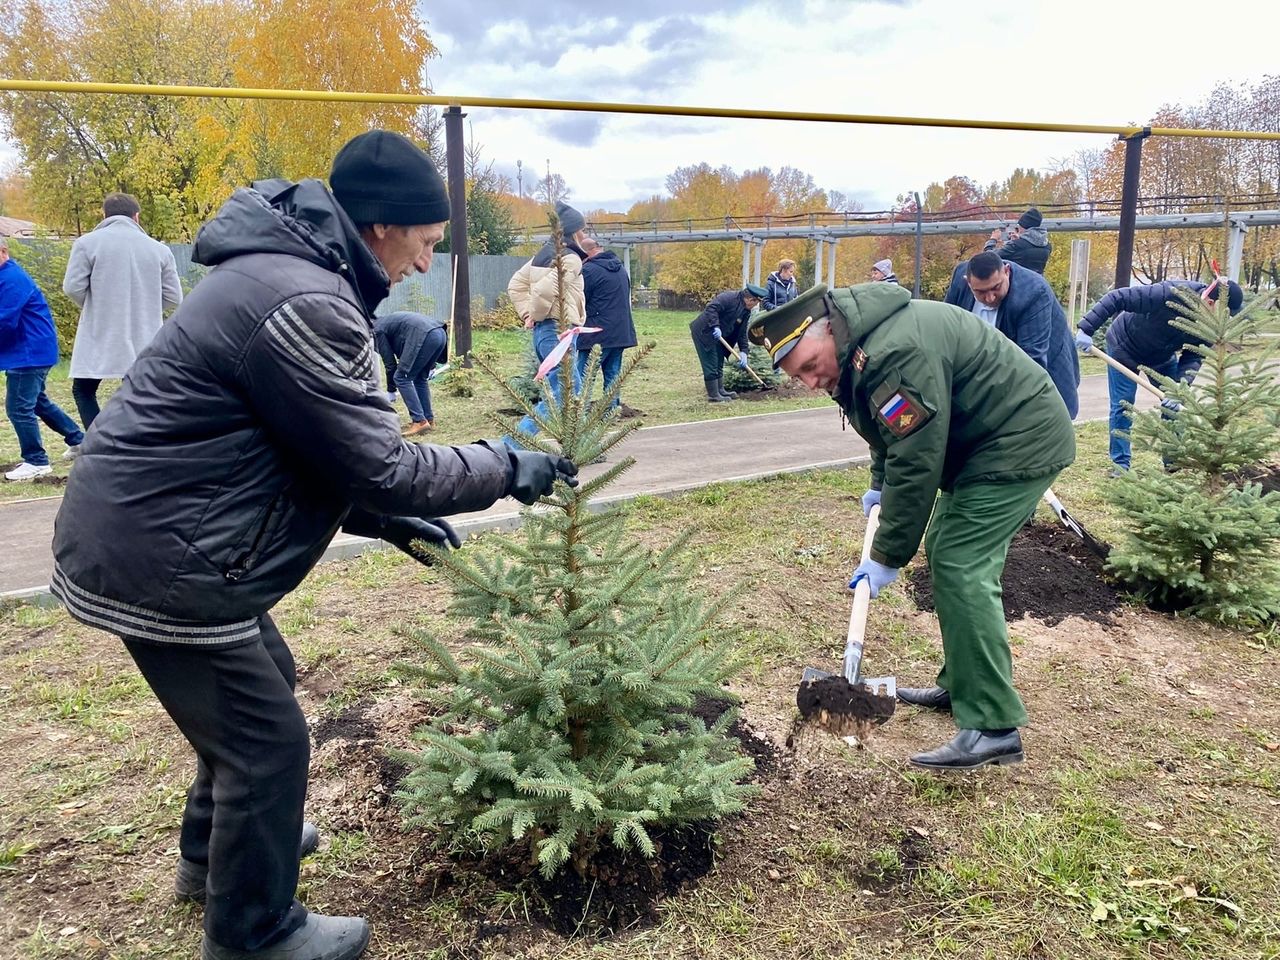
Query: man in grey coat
xmin=62 ymin=192 xmax=183 ymax=428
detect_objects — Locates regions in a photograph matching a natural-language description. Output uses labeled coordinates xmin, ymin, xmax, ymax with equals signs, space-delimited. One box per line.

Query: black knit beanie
xmin=1018 ymin=207 xmax=1043 ymax=229
xmin=330 ymin=130 xmax=450 ymax=226
xmin=555 ymin=201 xmax=586 ymax=235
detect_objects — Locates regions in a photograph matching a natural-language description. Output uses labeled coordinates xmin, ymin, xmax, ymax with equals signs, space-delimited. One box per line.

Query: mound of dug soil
xmin=1226 ymin=463 xmax=1280 ymax=495
xmin=483 ymin=822 xmax=717 ymax=936
xmin=909 ymin=522 xmax=1121 ymax=626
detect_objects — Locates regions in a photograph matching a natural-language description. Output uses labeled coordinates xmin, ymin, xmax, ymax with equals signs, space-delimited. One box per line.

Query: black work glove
xmin=507 ymin=449 xmax=579 ymax=504
xmin=343 ymin=508 xmax=462 ymax=560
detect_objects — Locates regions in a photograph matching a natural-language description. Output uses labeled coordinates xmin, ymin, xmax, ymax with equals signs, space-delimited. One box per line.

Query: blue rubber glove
xmin=861 ymin=488 xmax=881 ymax=517
xmin=738 ymin=353 xmax=750 ymax=369
xmin=711 ymin=326 xmax=723 ymax=341
xmin=849 ymin=558 xmax=899 ymax=598
xmin=1160 ymin=397 xmax=1182 ymax=414
xmin=1074 ymin=330 xmax=1094 ymax=353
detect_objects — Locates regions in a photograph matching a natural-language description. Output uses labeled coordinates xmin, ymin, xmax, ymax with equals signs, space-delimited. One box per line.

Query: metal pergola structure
xmin=549 ymin=209 xmax=1280 ymax=288
xmin=4 ymin=79 xmax=1280 ymax=357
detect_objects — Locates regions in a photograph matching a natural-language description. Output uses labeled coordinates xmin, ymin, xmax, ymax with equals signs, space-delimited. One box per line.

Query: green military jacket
xmin=828 ymin=283 xmax=1075 ymax=567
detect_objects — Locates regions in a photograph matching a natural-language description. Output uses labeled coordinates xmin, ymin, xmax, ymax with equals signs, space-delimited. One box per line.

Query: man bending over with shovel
xmin=1074 ymin=277 xmax=1243 ymax=476
xmin=750 ymin=284 xmax=1076 ymax=770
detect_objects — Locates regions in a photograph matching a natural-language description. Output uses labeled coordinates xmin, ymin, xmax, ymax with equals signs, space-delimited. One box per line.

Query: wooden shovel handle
xmin=847 ymin=504 xmax=881 ymax=646
xmin=1090 ymin=346 xmax=1166 ymax=401
xmin=718 ymin=335 xmax=766 ymax=386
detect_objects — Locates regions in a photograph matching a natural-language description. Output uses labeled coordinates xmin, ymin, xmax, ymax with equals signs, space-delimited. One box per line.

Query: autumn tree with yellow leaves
xmin=1 ymin=0 xmax=436 ymax=239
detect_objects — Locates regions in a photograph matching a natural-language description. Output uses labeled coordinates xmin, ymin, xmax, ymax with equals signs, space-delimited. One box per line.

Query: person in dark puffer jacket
xmin=50 ymin=131 xmax=576 ymax=960
xmin=575 ymin=237 xmax=637 ymax=410
xmin=763 ymin=258 xmax=798 ymax=309
xmin=984 ymin=207 xmax=1052 ymax=275
xmin=1075 ymin=277 xmax=1243 ymax=472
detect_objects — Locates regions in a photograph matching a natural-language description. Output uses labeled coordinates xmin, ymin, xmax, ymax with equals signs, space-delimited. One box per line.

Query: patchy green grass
xmin=1 ymin=430 xmax=1278 ymax=959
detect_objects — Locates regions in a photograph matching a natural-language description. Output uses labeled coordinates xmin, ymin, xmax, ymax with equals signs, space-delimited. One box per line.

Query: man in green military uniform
xmin=750 ymin=283 xmax=1075 ymax=770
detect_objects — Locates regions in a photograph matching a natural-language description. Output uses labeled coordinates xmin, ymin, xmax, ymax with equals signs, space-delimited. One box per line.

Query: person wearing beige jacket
xmin=504 ymin=200 xmax=589 ymax=447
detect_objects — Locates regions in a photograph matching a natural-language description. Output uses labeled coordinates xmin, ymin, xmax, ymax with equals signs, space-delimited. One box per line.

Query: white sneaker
xmin=5 ymin=462 xmax=53 ymax=481
xmin=63 ymin=445 xmax=82 ymax=461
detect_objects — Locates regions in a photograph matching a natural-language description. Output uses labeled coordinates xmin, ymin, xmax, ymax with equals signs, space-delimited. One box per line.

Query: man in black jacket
xmin=50 ymin=131 xmax=575 ymax=960
xmin=576 ymin=238 xmax=637 ymax=411
xmin=1076 ymin=277 xmax=1243 ymax=472
xmin=984 ymin=207 xmax=1052 ymax=275
xmin=689 ymin=283 xmax=766 ymax=402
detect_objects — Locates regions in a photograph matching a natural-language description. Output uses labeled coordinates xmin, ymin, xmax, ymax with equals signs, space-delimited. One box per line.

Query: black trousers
xmin=691 ymin=336 xmax=725 ymax=382
xmin=123 ymin=614 xmax=309 ymax=950
xmin=71 ymin=378 xmax=102 ymax=430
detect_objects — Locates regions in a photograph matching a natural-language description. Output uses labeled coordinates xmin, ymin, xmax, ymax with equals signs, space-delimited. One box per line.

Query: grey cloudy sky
xmin=3 ymin=0 xmax=1272 ymax=217
xmin=422 ymin=0 xmax=1279 ymax=214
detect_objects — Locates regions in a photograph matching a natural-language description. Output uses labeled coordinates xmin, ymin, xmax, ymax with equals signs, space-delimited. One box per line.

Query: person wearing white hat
xmin=870 ymin=259 xmax=899 ymax=284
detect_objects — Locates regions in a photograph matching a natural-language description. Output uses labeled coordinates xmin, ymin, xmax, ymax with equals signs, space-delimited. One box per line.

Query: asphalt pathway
xmin=0 ymin=372 xmax=1145 ymax=598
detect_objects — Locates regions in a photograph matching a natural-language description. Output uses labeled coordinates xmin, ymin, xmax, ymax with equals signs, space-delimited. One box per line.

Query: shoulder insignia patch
xmin=853 ymin=347 xmax=868 ymax=372
xmin=875 ymin=388 xmax=932 ymax=438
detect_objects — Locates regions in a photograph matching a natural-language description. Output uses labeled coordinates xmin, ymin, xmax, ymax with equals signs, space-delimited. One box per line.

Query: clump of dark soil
xmin=619 ymin=403 xmax=645 ymax=419
xmin=31 ymin=474 xmax=67 ymax=487
xmin=312 ymin=699 xmax=375 ymax=746
xmin=796 ymin=676 xmax=896 ymax=731
xmin=507 ymin=823 xmax=717 ymax=936
xmin=737 ymin=381 xmax=817 ymax=402
xmin=1225 ymin=463 xmax=1280 ymax=495
xmin=689 ymin=694 xmax=782 ymax=778
xmin=909 ymin=522 xmax=1122 ymax=626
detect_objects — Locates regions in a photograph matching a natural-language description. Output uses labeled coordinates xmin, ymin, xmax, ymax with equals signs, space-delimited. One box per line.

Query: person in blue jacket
xmin=373 ymin=311 xmax=447 ymax=437
xmin=1076 ymin=277 xmax=1243 ymax=473
xmin=689 ymin=283 xmax=766 ymax=402
xmin=0 ymin=237 xmax=84 ymax=480
xmin=944 ymin=251 xmax=1079 ymax=418
xmin=576 ymin=238 xmax=637 ymax=411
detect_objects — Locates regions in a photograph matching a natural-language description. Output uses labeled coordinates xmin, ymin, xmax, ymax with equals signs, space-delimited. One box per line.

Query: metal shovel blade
xmin=797 ymin=667 xmax=897 ymax=726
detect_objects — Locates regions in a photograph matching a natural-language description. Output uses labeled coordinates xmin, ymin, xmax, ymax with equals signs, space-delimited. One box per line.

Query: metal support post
xmin=815 ymin=239 xmax=825 ymax=285
xmin=827 ymin=239 xmax=837 ymax=288
xmin=445 ymin=106 xmax=472 ymax=364
xmin=623 ymin=245 xmax=631 ymax=279
xmin=754 ymin=241 xmax=763 ymax=285
xmin=1113 ymin=128 xmax=1150 ymax=289
xmin=1066 ymin=238 xmax=1091 ymax=322
xmin=1226 ymin=220 xmax=1247 ymax=281
xmin=912 ymin=192 xmax=923 ymax=298
xmin=742 ymin=239 xmax=751 ymax=287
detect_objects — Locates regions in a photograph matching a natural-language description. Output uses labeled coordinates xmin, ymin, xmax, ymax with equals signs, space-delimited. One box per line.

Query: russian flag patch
xmin=872 ymin=383 xmax=932 ymax=437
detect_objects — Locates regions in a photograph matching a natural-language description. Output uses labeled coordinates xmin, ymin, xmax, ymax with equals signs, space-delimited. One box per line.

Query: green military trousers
xmin=924 ymin=472 xmax=1058 ymax=731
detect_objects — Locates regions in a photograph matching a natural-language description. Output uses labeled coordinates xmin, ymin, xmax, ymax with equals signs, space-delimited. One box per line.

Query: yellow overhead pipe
xmin=3 ymin=78 xmax=1280 ymax=141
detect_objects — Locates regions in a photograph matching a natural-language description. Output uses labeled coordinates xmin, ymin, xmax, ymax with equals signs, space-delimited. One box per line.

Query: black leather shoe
xmin=909 ymin=729 xmax=1024 ymax=771
xmin=897 ymin=685 xmax=952 ymax=711
xmin=177 ymin=822 xmax=321 ymax=903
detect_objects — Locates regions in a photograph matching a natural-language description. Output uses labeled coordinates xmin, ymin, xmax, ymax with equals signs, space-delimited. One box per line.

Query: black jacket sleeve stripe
xmin=266 ymin=311 xmax=348 ymax=381
xmin=282 ymin=301 xmax=355 ymax=373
